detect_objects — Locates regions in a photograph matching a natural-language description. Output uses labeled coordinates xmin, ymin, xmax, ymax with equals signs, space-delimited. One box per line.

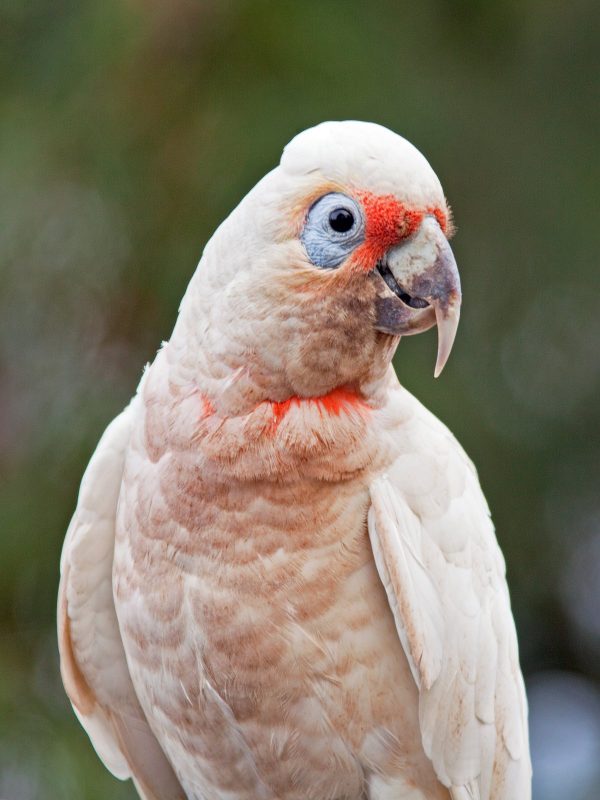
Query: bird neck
xmin=141 ymin=343 xmax=398 ymax=482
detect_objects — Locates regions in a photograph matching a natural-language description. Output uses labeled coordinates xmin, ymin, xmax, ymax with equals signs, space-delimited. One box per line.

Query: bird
xmin=58 ymin=120 xmax=531 ymax=800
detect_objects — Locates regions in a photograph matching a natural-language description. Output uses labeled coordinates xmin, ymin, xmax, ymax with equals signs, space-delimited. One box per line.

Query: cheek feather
xmin=351 ymin=191 xmax=450 ymax=271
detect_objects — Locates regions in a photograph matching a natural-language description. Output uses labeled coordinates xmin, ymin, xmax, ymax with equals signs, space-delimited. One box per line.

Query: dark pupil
xmin=328 ymin=207 xmax=354 ymax=233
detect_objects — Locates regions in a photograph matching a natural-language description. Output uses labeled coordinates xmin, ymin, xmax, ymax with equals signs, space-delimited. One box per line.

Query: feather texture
xmin=58 ymin=120 xmax=531 ymax=800
xmin=58 ymin=398 xmax=185 ymax=800
xmin=368 ymin=388 xmax=531 ymax=799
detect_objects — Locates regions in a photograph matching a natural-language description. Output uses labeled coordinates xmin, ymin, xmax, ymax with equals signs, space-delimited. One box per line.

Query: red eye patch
xmin=352 ymin=191 xmax=449 ymax=271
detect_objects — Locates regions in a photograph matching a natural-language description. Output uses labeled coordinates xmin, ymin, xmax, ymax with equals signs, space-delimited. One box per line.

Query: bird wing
xmin=57 ymin=398 xmax=185 ymax=800
xmin=367 ymin=393 xmax=531 ymax=800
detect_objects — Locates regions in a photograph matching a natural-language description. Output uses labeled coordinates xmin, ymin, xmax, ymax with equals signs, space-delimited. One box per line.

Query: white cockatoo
xmin=58 ymin=121 xmax=531 ymax=800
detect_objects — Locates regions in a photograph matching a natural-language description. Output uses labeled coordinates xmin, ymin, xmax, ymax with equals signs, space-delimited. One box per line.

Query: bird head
xmin=176 ymin=121 xmax=461 ymax=408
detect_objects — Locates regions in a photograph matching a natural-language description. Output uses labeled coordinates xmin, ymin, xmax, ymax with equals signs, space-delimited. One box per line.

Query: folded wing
xmin=368 ymin=403 xmax=531 ymax=800
xmin=58 ymin=399 xmax=185 ymax=800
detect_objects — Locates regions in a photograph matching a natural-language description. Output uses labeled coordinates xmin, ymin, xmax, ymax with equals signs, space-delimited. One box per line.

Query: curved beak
xmin=374 ymin=216 xmax=461 ymax=377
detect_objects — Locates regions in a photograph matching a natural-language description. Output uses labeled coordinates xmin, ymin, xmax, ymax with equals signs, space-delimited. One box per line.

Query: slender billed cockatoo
xmin=58 ymin=121 xmax=531 ymax=800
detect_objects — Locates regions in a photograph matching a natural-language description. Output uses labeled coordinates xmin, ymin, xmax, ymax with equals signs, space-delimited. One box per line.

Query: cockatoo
xmin=58 ymin=121 xmax=531 ymax=800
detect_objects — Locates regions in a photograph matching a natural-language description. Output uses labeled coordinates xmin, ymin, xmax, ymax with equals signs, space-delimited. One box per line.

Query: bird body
xmin=59 ymin=121 xmax=531 ymax=799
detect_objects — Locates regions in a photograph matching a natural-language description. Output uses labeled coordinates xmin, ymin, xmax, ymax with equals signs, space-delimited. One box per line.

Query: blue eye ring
xmin=301 ymin=193 xmax=365 ymax=269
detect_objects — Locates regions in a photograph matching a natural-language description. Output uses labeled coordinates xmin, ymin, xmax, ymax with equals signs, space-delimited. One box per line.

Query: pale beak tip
xmin=433 ymin=301 xmax=460 ymax=379
xmin=433 ymin=353 xmax=449 ymax=378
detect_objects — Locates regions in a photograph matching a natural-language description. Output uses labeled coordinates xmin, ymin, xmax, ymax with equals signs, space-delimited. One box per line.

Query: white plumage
xmin=58 ymin=121 xmax=531 ymax=799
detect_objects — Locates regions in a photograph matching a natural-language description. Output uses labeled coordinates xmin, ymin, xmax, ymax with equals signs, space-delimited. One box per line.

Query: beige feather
xmin=368 ymin=386 xmax=531 ymax=799
xmin=58 ymin=399 xmax=185 ymax=800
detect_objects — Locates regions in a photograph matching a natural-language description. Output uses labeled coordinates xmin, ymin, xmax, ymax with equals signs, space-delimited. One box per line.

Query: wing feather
xmin=58 ymin=399 xmax=185 ymax=800
xmin=368 ymin=399 xmax=531 ymax=799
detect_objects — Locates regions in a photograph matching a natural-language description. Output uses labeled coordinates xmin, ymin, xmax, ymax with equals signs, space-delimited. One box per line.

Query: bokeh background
xmin=1 ymin=1 xmax=599 ymax=798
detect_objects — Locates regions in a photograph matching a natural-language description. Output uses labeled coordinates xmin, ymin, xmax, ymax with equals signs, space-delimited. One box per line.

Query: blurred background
xmin=1 ymin=0 xmax=599 ymax=797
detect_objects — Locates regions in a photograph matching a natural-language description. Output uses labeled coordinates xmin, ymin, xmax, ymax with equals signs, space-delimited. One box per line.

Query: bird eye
xmin=328 ymin=208 xmax=355 ymax=233
xmin=301 ymin=193 xmax=364 ymax=269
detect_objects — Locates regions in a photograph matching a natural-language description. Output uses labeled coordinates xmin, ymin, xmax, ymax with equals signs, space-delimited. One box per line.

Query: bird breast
xmin=111 ymin=362 xmax=437 ymax=798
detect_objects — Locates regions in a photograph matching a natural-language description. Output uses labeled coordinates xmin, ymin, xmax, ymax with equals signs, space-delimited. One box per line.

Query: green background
xmin=1 ymin=1 xmax=599 ymax=798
